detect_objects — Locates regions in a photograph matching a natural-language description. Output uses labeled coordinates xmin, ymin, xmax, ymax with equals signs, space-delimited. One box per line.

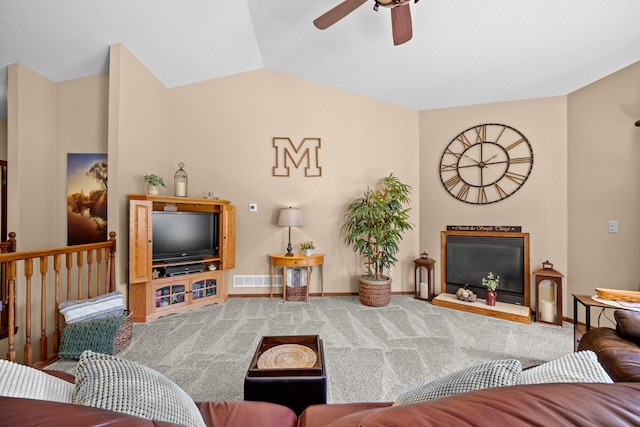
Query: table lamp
xmin=278 ymin=207 xmax=302 ymax=256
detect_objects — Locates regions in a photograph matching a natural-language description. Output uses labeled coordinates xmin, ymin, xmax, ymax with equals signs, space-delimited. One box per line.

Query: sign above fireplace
xmin=447 ymin=225 xmax=522 ymax=233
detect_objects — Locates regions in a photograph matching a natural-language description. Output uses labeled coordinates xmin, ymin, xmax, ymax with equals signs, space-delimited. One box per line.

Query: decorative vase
xmin=305 ymin=249 xmax=312 ymax=256
xmin=147 ymin=184 xmax=160 ymax=196
xmin=486 ymin=290 xmax=496 ymax=306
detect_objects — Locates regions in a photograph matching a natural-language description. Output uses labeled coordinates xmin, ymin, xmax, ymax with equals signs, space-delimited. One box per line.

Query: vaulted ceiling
xmin=1 ymin=0 xmax=639 ymax=119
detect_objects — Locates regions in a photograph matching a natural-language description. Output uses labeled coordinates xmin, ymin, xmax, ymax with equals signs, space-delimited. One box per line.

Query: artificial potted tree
xmin=343 ymin=174 xmax=413 ymax=307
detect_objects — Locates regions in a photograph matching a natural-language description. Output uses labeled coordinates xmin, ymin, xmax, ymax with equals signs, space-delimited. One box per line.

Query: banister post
xmin=108 ymin=231 xmax=116 ymax=293
xmin=39 ymin=256 xmax=48 ymax=363
xmin=6 ymin=231 xmax=16 ymax=253
xmin=87 ymin=250 xmax=94 ymax=299
xmin=23 ymin=258 xmax=33 ymax=366
xmin=53 ymin=254 xmax=62 ymax=354
xmin=6 ymin=261 xmax=15 ymax=362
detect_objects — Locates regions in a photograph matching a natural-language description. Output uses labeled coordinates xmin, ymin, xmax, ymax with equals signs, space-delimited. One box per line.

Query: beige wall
xmin=3 ymin=63 xmax=58 ymax=361
xmin=4 ymin=43 xmax=639 ymax=319
xmin=567 ymin=61 xmax=640 ymax=323
xmin=7 ymin=64 xmax=58 ymax=250
xmin=56 ymin=73 xmax=110 ymax=244
xmin=108 ymin=43 xmax=170 ymax=292
xmin=169 ymin=69 xmax=420 ymax=294
xmin=4 ymin=48 xmax=421 ymax=301
xmin=6 ymin=67 xmax=109 ymax=248
xmin=419 ymin=97 xmax=569 ymax=311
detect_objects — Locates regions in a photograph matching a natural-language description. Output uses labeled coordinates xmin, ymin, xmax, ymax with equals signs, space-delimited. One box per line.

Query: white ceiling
xmin=1 ymin=0 xmax=639 ymax=119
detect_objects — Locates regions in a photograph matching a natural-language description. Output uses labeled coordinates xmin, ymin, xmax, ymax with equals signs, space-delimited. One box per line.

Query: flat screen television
xmin=152 ymin=211 xmax=219 ymax=263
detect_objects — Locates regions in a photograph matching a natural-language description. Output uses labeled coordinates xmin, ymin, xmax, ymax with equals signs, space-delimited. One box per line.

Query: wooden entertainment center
xmin=128 ymin=195 xmax=235 ymax=322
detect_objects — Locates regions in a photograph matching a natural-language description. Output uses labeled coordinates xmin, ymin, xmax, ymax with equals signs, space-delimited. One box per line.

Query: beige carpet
xmin=48 ymin=295 xmax=573 ymax=403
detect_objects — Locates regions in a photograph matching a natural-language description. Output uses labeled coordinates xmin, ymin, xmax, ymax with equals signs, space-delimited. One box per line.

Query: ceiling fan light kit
xmin=314 ymin=0 xmax=419 ymax=46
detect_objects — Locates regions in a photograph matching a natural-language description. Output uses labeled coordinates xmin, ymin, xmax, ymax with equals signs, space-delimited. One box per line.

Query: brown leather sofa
xmin=2 ymin=370 xmax=640 ymax=426
xmin=298 ymin=382 xmax=640 ymax=426
xmin=1 ymin=369 xmax=298 ymax=427
xmin=0 ymin=397 xmax=298 ymax=427
xmin=578 ymin=309 xmax=640 ymax=382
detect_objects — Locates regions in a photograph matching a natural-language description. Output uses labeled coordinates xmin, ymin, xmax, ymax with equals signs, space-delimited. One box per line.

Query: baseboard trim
xmin=228 ymin=291 xmax=416 ymax=299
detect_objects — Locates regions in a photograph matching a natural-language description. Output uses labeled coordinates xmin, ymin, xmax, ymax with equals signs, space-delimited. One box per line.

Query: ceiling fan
xmin=313 ymin=0 xmax=419 ymax=46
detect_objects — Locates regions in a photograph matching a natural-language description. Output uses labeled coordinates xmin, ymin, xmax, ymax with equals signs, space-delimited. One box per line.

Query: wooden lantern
xmin=533 ymin=260 xmax=564 ymax=326
xmin=414 ymin=253 xmax=436 ymax=301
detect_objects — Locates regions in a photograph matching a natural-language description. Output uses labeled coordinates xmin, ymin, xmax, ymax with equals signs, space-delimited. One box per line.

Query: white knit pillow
xmin=394 ymin=359 xmax=522 ymax=406
xmin=521 ymin=350 xmax=613 ymax=384
xmin=73 ymin=350 xmax=205 ymax=427
xmin=0 ymin=359 xmax=74 ymax=402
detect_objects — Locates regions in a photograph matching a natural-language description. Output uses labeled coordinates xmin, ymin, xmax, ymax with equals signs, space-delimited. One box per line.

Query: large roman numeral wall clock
xmin=439 ymin=123 xmax=534 ymax=204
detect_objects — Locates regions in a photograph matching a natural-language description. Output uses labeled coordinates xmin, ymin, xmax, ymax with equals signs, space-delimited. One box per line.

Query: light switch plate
xmin=608 ymin=220 xmax=618 ymax=233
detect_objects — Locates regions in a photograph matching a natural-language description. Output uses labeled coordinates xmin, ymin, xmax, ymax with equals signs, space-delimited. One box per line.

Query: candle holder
xmin=533 ymin=260 xmax=564 ymax=327
xmin=414 ymin=254 xmax=436 ymax=301
xmin=174 ymin=162 xmax=188 ymax=197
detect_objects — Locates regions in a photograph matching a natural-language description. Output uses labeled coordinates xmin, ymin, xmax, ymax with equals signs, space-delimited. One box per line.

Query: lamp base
xmin=285 ymin=226 xmax=294 ymax=256
xmin=285 ymin=242 xmax=294 ymax=256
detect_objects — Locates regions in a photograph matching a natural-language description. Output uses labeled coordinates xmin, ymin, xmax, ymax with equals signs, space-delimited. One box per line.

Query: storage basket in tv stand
xmin=128 ymin=195 xmax=235 ymax=322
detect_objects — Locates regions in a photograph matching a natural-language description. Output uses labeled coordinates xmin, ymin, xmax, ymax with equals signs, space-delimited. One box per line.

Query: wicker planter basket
xmin=114 ymin=310 xmax=133 ymax=353
xmin=359 ymin=276 xmax=392 ymax=307
xmin=286 ymin=286 xmax=307 ymax=302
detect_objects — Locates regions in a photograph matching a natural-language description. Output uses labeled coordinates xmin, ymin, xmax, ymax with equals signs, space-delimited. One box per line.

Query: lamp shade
xmin=277 ymin=207 xmax=302 ymax=227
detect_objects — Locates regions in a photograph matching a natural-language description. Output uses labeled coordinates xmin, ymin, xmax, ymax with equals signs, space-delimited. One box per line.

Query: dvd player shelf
xmin=128 ymin=194 xmax=236 ymax=322
xmin=152 ymin=256 xmax=220 ymax=269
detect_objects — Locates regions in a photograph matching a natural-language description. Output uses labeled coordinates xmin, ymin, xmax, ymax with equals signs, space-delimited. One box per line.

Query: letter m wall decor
xmin=272 ymin=137 xmax=322 ymax=177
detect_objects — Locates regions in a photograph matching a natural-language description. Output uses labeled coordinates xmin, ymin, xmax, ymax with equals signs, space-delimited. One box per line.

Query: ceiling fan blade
xmin=313 ymin=0 xmax=368 ymax=30
xmin=391 ymin=4 xmax=412 ymax=45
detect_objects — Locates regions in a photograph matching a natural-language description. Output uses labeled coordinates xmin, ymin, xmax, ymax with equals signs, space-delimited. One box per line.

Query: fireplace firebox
xmin=441 ymin=230 xmax=530 ymax=307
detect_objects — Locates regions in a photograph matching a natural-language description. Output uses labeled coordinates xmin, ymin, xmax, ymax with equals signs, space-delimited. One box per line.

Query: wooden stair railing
xmin=1 ymin=231 xmax=116 ymax=367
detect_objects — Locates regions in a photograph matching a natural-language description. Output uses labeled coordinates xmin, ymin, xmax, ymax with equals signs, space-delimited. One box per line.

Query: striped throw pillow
xmin=59 ymin=291 xmax=124 ymax=324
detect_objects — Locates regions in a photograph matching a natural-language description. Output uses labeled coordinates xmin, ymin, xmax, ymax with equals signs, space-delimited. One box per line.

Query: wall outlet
xmin=249 ymin=203 xmax=257 ymax=212
xmin=608 ymin=220 xmax=618 ymax=233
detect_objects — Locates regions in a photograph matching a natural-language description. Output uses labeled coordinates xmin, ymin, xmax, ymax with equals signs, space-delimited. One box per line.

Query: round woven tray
xmin=257 ymin=344 xmax=317 ymax=369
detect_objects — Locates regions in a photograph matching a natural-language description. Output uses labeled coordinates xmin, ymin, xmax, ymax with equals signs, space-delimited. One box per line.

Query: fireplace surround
xmin=440 ymin=230 xmax=530 ymax=307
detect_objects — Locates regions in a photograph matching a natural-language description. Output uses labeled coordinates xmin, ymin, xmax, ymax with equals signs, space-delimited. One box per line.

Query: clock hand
xmin=463 ymin=155 xmax=482 ymax=166
xmin=464 ymin=154 xmax=499 ymax=168
xmin=484 ymin=159 xmax=509 ymax=166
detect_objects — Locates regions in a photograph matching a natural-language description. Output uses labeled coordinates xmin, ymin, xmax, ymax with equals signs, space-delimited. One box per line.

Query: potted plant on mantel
xmin=143 ymin=174 xmax=165 ymax=196
xmin=343 ymin=174 xmax=413 ymax=307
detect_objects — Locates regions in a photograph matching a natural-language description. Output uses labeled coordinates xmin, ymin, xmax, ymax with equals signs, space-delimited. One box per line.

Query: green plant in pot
xmin=482 ymin=271 xmax=500 ymax=306
xmin=343 ymin=174 xmax=413 ymax=307
xmin=300 ymin=241 xmax=315 ymax=256
xmin=144 ymin=174 xmax=165 ymax=196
